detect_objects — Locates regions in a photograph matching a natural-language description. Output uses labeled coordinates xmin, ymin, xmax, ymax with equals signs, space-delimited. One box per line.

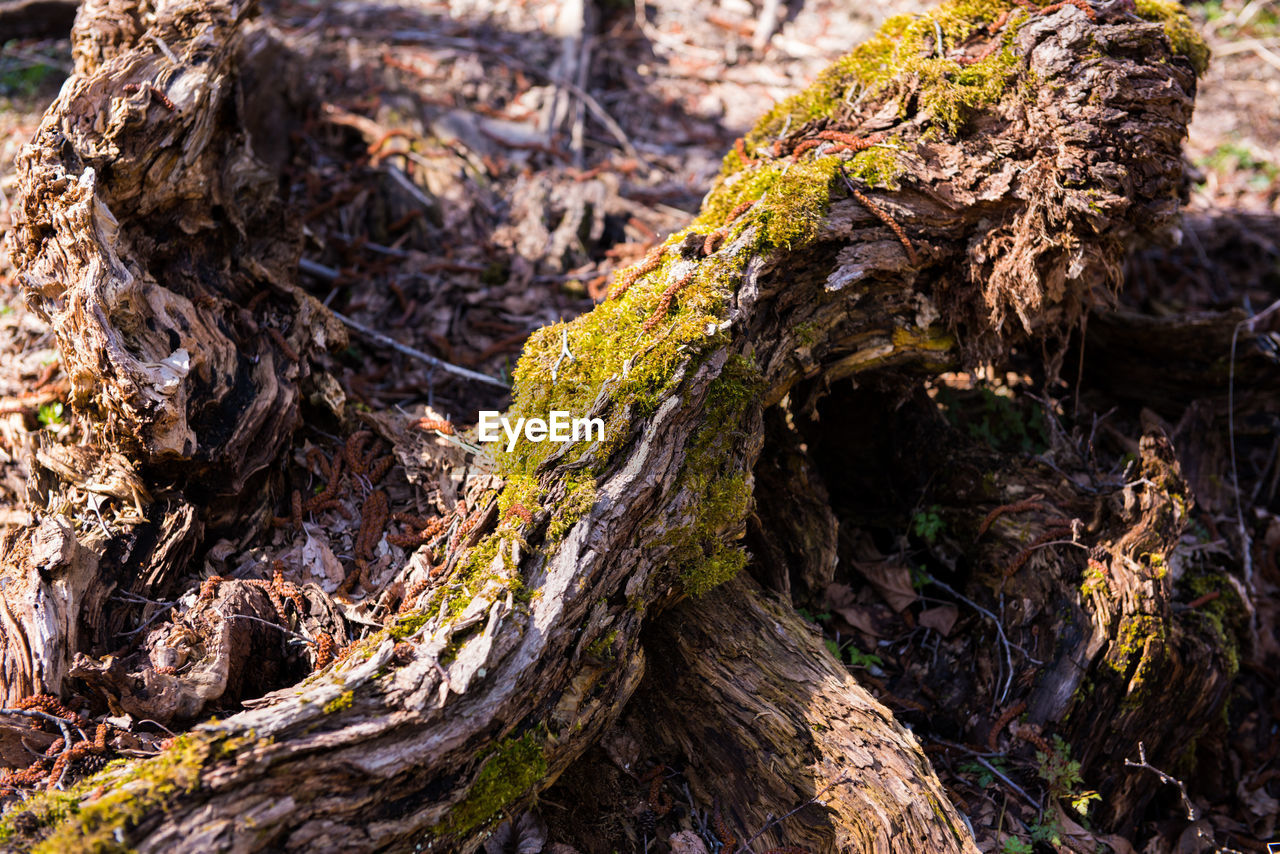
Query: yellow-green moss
xmin=441 ymin=533 xmax=521 ymax=622
xmin=740 ymin=0 xmax=1024 ymax=152
xmin=1080 ymin=563 xmax=1107 ymax=599
xmin=1106 ymin=613 xmax=1164 ymax=677
xmin=846 ymin=145 xmax=907 ymax=190
xmin=439 ymin=732 xmax=547 ymax=837
xmin=1134 ymin=0 xmax=1211 ymax=75
xmin=0 ymin=734 xmax=232 ymax=854
xmin=658 ymin=354 xmax=763 ymax=597
xmin=585 ymin=629 xmax=620 ymax=661
xmin=695 ymin=155 xmax=848 ymax=252
xmin=497 ymin=472 xmax=542 ymax=523
xmin=547 ymin=475 xmax=598 ymax=542
xmin=323 ymin=690 xmax=354 ymax=714
xmin=1183 ymin=573 xmax=1244 ymax=679
xmin=388 ymin=612 xmax=430 ymax=641
xmin=473 ymin=0 xmax=1054 ymax=625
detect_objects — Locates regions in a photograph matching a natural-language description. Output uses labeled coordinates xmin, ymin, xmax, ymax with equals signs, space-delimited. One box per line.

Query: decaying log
xmin=797 ymin=379 xmax=1244 ymax=830
xmin=0 ymin=0 xmax=341 ymax=707
xmin=0 ymin=0 xmax=1214 ymax=850
xmin=623 ymin=573 xmax=975 ymax=852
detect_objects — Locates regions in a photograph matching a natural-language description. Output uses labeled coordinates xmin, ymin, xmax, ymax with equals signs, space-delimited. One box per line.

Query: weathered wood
xmin=0 ymin=0 xmax=1210 ymax=850
xmin=0 ymin=0 xmax=341 ymax=709
xmin=624 ymin=573 xmax=976 ymax=852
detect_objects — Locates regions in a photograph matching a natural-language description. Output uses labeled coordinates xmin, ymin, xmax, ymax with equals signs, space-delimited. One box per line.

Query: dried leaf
xmin=917 ymin=605 xmax=959 ymax=636
xmin=851 ymin=560 xmax=918 ymax=612
xmin=833 ymin=606 xmax=881 ymax=638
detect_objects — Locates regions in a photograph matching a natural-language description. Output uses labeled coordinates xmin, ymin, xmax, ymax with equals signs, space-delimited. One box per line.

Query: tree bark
xmin=0 ymin=0 xmax=1214 ymax=850
xmin=625 ymin=573 xmax=976 ymax=852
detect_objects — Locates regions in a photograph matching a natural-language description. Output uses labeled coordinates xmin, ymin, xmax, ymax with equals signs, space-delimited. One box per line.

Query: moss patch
xmin=439 ymin=731 xmax=547 ymax=837
xmin=659 ymin=354 xmax=763 ymax=596
xmin=546 ymin=475 xmax=598 ymax=542
xmin=585 ymin=629 xmax=620 ymax=661
xmin=1134 ymin=0 xmax=1211 ymax=75
xmin=739 ymin=0 xmax=1024 ymax=151
xmin=467 ymin=0 xmax=1158 ymax=622
xmin=323 ymin=690 xmax=354 ymax=714
xmin=1183 ymin=572 xmax=1245 ymax=680
xmin=388 ymin=612 xmax=430 ymax=641
xmin=0 ymin=734 xmax=233 ymax=854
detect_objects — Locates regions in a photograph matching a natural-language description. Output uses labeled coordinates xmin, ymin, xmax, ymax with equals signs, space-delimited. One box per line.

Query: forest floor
xmin=1 ymin=0 xmax=1278 ymax=852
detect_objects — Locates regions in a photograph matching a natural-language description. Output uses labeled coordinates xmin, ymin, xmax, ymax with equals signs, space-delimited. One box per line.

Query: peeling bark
xmin=0 ymin=0 xmax=1217 ymax=850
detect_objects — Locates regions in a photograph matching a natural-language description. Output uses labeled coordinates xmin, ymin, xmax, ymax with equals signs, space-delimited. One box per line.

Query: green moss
xmin=740 ymin=0 xmax=1024 ymax=150
xmin=1106 ymin=613 xmax=1164 ymax=676
xmin=1134 ymin=0 xmax=1211 ymax=75
xmin=793 ymin=322 xmax=821 ymax=348
xmin=497 ymin=473 xmax=541 ymax=525
xmin=439 ymin=732 xmax=547 ymax=837
xmin=585 ymin=629 xmax=620 ymax=661
xmin=471 ymin=0 xmax=1049 ymax=626
xmin=1079 ymin=563 xmax=1107 ymax=599
xmin=659 ymin=354 xmax=763 ymax=596
xmin=695 ymin=155 xmax=848 ymax=250
xmin=0 ymin=734 xmax=232 ymax=854
xmin=1183 ymin=573 xmax=1245 ymax=680
xmin=323 ymin=690 xmax=354 ymax=714
xmin=547 ymin=475 xmax=598 ymax=542
xmin=388 ymin=612 xmax=430 ymax=641
xmin=443 ymin=533 xmax=520 ymax=622
xmin=846 ymin=145 xmax=907 ymax=189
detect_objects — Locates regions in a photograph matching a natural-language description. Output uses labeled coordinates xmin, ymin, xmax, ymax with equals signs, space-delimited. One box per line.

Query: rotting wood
xmin=0 ymin=0 xmax=1214 ymax=850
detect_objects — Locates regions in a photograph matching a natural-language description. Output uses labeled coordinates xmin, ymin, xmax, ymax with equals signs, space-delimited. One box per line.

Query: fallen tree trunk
xmin=622 ymin=572 xmax=976 ymax=852
xmin=0 ymin=0 xmax=1211 ymax=850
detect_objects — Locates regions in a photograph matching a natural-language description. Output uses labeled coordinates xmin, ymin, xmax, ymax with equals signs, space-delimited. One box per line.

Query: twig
xmin=1124 ymin=741 xmax=1198 ymax=820
xmin=925 ymin=575 xmax=1042 ymax=706
xmin=1228 ymin=297 xmax=1280 ymax=608
xmin=0 ymin=47 xmax=71 ymax=74
xmin=117 ymin=601 xmax=179 ymax=637
xmin=752 ymin=0 xmax=783 ymax=51
xmin=933 ymin=738 xmax=1043 ymax=812
xmin=149 ymin=33 xmax=178 ymax=64
xmin=550 ymin=327 xmax=575 ymax=383
xmin=389 ymin=31 xmax=638 ymax=160
xmin=739 ymin=775 xmax=852 ymax=853
xmin=324 ymin=306 xmax=510 ymax=390
xmin=222 ymin=613 xmax=311 ymax=643
xmin=1249 ymin=41 xmax=1280 ymax=74
xmin=0 ymin=709 xmax=76 ymax=748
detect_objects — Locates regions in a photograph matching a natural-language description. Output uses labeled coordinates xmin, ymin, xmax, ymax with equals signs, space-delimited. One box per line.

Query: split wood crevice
xmin=0 ymin=0 xmax=1262 ymax=851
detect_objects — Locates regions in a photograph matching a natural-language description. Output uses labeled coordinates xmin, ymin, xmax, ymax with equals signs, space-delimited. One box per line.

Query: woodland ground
xmin=0 ymin=0 xmax=1278 ymax=851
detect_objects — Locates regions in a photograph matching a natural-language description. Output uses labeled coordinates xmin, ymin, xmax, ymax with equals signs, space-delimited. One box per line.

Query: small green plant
xmin=37 ymin=402 xmax=64 ymax=428
xmin=1029 ymin=820 xmax=1065 ymax=846
xmin=1000 ymin=836 xmax=1034 ymax=854
xmin=911 ymin=505 xmax=946 ymax=544
xmin=959 ymin=756 xmax=1009 ymax=789
xmin=844 ymin=647 xmax=883 ymax=670
xmin=797 ymin=607 xmax=831 ymax=625
xmin=0 ymin=55 xmax=59 ymax=100
xmin=823 ymin=638 xmax=883 ymax=670
xmin=1199 ymin=142 xmax=1279 ymax=191
xmin=1037 ymin=736 xmax=1100 ymax=817
xmin=935 ymin=385 xmax=1048 ymax=455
